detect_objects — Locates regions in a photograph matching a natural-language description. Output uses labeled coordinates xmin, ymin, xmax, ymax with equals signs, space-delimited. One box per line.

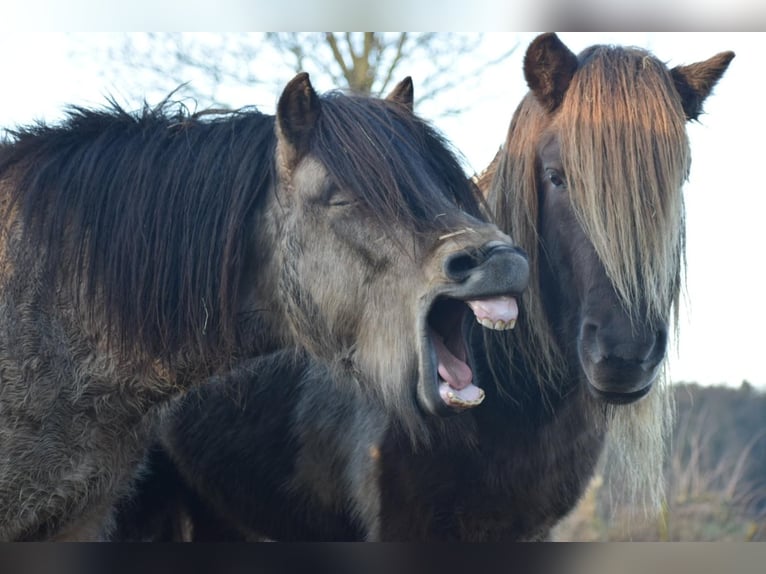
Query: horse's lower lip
xmin=587 ymin=381 xmax=653 ymax=404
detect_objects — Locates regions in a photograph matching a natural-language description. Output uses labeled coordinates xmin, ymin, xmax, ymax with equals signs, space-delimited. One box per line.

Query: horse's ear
xmin=523 ymin=32 xmax=579 ymax=113
xmin=386 ymin=77 xmax=414 ymax=112
xmin=276 ymin=72 xmax=320 ymax=168
xmin=670 ymin=51 xmax=735 ymax=121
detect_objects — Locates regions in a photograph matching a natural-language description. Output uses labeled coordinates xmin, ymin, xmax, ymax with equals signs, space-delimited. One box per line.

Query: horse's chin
xmin=586 ymin=380 xmax=653 ymax=405
xmin=579 ymin=348 xmax=663 ymax=405
xmin=583 ymin=364 xmax=657 ymax=405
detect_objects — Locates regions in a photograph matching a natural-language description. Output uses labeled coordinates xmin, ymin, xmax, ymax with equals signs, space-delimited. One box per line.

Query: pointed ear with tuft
xmin=276 ymin=72 xmax=321 ymax=169
xmin=523 ymin=32 xmax=579 ymax=113
xmin=385 ymin=77 xmax=414 ymax=112
xmin=671 ymin=51 xmax=735 ymax=121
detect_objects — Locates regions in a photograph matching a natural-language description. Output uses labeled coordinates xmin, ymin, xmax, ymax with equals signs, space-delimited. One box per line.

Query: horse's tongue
xmin=431 ymin=328 xmax=472 ymax=390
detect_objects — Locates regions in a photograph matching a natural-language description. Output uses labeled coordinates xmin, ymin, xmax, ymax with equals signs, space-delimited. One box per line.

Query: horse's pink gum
xmin=466 ymin=296 xmax=518 ymax=322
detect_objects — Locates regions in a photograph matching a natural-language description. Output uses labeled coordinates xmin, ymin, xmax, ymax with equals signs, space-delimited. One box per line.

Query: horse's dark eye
xmin=545 ymin=168 xmax=566 ymax=189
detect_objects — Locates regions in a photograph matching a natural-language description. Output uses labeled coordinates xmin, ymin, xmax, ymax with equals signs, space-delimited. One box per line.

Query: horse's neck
xmin=476 ymin=332 xmax=566 ymax=422
xmin=473 ymin=334 xmax=608 ymax=472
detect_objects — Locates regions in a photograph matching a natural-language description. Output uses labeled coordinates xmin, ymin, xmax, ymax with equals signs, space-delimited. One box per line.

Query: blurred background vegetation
xmin=554 ymin=383 xmax=766 ymax=541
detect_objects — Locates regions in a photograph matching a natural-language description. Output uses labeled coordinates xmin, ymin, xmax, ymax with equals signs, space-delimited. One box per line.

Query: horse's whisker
xmin=438 ymin=228 xmax=475 ymax=241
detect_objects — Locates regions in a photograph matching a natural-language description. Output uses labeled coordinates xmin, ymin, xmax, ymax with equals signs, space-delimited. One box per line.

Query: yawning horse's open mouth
xmin=424 ymin=295 xmax=519 ymax=412
xmin=415 ymin=241 xmax=528 ymax=417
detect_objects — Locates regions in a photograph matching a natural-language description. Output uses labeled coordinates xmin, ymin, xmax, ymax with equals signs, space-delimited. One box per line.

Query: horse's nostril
xmin=580 ymin=321 xmax=601 ymax=359
xmin=648 ymin=327 xmax=669 ymax=364
xmin=583 ymin=319 xmax=669 ymax=365
xmin=444 ymin=251 xmax=480 ymax=281
xmin=583 ymin=321 xmax=598 ymax=338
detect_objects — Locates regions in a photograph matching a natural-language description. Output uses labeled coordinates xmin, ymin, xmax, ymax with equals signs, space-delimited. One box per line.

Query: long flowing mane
xmin=560 ymin=46 xmax=688 ymax=324
xmin=483 ymin=44 xmax=690 ymax=510
xmin=0 ymin=93 xmax=484 ymax=366
xmin=485 ymin=44 xmax=689 ymax=394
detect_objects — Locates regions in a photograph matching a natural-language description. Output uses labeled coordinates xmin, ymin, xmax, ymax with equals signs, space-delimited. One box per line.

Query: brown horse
xmin=111 ymin=33 xmax=734 ymax=540
xmin=0 ymin=74 xmax=528 ymax=540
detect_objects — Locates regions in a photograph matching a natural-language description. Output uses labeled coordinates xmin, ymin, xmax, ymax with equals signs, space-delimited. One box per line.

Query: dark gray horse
xmin=0 ymin=74 xmax=528 ymax=540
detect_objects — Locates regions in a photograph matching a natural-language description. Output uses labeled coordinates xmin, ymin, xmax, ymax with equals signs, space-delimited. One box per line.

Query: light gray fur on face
xmin=275 ymin=150 xmax=517 ymax=440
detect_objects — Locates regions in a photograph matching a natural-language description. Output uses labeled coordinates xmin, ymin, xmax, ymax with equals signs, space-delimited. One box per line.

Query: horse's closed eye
xmin=328 ymin=197 xmax=355 ymax=207
xmin=324 ymin=185 xmax=356 ymax=207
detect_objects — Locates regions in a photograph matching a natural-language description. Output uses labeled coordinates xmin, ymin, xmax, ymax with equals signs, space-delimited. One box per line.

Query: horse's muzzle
xmin=441 ymin=241 xmax=529 ymax=301
xmin=416 ymin=241 xmax=530 ymax=418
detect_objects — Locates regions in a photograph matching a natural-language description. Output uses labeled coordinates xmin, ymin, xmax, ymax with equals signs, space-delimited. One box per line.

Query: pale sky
xmin=0 ymin=32 xmax=762 ymax=388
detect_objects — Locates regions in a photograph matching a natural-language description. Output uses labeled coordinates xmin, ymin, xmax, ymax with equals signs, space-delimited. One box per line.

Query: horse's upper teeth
xmin=477 ymin=317 xmax=516 ymax=331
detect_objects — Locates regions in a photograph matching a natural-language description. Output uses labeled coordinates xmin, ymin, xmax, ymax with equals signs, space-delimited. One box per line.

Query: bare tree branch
xmin=325 ymin=33 xmax=350 ymax=84
xmin=378 ymin=33 xmax=409 ymax=96
xmin=90 ymin=33 xmax=519 ymax=119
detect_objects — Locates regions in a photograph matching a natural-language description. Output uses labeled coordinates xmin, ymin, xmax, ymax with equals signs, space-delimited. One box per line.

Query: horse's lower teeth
xmin=447 ymin=387 xmax=486 ymax=407
xmin=477 ymin=317 xmax=516 ymax=331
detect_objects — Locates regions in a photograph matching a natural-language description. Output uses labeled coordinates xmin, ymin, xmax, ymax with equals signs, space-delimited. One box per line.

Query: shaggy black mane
xmin=1 ymin=102 xmax=274 ymax=362
xmin=0 ymin=92 xmax=483 ymax=363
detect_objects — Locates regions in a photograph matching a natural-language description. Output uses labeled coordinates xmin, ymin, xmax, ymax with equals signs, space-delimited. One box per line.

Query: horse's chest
xmin=461 ymin=442 xmax=590 ymax=539
xmin=399 ymin=419 xmax=602 ymax=541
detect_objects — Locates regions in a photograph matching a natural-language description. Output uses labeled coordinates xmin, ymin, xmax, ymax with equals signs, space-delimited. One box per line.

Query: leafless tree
xmin=97 ymin=33 xmax=517 ymax=117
